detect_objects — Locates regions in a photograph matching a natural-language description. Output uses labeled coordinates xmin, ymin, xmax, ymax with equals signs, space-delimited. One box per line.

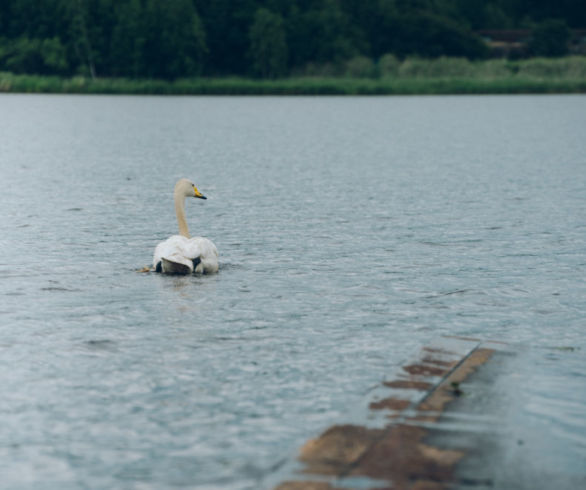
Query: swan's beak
xmin=193 ymin=187 xmax=207 ymax=200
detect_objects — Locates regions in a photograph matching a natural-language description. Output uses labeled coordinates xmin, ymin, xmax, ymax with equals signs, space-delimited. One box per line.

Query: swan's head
xmin=175 ymin=178 xmax=207 ymax=200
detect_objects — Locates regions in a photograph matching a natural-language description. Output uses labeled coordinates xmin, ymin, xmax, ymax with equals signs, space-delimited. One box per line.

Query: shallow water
xmin=0 ymin=94 xmax=585 ymax=488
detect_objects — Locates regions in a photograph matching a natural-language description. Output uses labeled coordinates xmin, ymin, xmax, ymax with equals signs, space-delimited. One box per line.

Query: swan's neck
xmin=174 ymin=190 xmax=190 ymax=238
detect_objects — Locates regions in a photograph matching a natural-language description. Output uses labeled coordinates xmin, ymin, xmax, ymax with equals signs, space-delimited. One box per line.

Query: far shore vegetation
xmin=1 ymin=56 xmax=585 ymax=95
xmin=1 ymin=1 xmax=585 ymax=95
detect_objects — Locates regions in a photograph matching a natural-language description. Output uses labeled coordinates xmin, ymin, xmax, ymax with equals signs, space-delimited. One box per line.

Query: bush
xmin=378 ymin=54 xmax=400 ymax=77
xmin=398 ymin=58 xmax=428 ymax=78
xmin=517 ymin=56 xmax=586 ymax=78
xmin=398 ymin=57 xmax=473 ymax=78
xmin=345 ymin=56 xmax=375 ymax=78
xmin=473 ymin=59 xmax=513 ymax=79
xmin=428 ymin=57 xmax=474 ymax=77
xmin=299 ymin=62 xmax=341 ymax=77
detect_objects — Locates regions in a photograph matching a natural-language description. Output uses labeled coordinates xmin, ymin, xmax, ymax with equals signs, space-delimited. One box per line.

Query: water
xmin=0 ymin=94 xmax=585 ymax=489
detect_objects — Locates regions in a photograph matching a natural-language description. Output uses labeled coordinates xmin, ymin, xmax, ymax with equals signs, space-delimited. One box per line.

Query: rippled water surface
xmin=1 ymin=94 xmax=585 ymax=488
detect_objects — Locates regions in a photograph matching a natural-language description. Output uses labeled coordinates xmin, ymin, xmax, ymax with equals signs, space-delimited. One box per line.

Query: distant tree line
xmin=0 ymin=0 xmax=584 ymax=79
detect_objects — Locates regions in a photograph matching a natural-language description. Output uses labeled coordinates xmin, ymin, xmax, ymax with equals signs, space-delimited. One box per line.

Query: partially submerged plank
xmin=274 ymin=337 xmax=506 ymax=490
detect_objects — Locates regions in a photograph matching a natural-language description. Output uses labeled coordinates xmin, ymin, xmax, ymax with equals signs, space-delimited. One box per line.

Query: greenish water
xmin=0 ymin=94 xmax=585 ymax=489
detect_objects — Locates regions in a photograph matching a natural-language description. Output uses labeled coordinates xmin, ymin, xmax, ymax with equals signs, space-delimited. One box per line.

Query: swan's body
xmin=153 ymin=179 xmax=218 ymax=275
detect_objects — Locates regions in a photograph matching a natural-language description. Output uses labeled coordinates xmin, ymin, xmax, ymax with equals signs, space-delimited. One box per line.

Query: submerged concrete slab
xmin=271 ymin=336 xmax=584 ymax=490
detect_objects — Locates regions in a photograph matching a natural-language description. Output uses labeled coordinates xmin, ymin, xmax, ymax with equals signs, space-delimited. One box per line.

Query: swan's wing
xmin=153 ymin=235 xmax=190 ymax=269
xmin=153 ymin=235 xmax=218 ymax=274
xmin=161 ymin=255 xmax=193 ymax=274
xmin=185 ymin=237 xmax=219 ymax=274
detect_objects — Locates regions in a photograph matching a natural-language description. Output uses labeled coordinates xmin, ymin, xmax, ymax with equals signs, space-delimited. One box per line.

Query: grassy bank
xmin=1 ymin=57 xmax=585 ymax=95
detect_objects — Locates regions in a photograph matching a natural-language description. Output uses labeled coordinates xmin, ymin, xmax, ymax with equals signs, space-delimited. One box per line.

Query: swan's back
xmin=153 ymin=235 xmax=218 ymax=274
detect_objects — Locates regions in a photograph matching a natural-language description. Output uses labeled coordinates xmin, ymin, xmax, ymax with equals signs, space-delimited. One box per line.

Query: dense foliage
xmin=0 ymin=0 xmax=584 ymax=79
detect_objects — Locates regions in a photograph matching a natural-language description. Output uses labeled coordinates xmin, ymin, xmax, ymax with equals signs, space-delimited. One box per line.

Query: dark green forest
xmin=0 ymin=0 xmax=585 ymax=80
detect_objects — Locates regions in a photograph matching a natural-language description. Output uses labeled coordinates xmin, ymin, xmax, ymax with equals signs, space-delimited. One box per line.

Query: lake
xmin=1 ymin=94 xmax=585 ymax=489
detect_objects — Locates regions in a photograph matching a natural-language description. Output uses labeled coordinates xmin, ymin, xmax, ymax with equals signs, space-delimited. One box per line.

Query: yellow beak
xmin=193 ymin=186 xmax=207 ymax=199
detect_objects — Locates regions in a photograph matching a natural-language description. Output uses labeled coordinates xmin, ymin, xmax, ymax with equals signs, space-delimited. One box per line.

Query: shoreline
xmin=2 ymin=73 xmax=586 ymax=96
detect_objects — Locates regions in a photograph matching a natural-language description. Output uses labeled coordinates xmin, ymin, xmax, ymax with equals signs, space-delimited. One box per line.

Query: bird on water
xmin=152 ymin=178 xmax=218 ymax=275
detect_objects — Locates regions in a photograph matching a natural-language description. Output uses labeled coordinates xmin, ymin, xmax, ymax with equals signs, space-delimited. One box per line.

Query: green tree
xmin=110 ymin=0 xmax=145 ymax=77
xmin=143 ymin=0 xmax=207 ymax=79
xmin=40 ymin=36 xmax=69 ymax=73
xmin=248 ymin=8 xmax=288 ymax=78
xmin=287 ymin=0 xmax=360 ymax=69
xmin=86 ymin=0 xmax=116 ymax=76
xmin=379 ymin=9 xmax=487 ymax=59
xmin=66 ymin=0 xmax=97 ymax=78
xmin=530 ymin=19 xmax=571 ymax=57
xmin=453 ymin=0 xmax=486 ymax=29
xmin=0 ymin=36 xmax=68 ymax=74
xmin=194 ymin=0 xmax=257 ymax=75
xmin=1 ymin=0 xmax=586 ymax=79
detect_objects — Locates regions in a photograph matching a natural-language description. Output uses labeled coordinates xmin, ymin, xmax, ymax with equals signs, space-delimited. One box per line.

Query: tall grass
xmin=398 ymin=57 xmax=475 ymax=78
xmin=1 ymin=56 xmax=585 ymax=95
xmin=515 ymin=56 xmax=586 ymax=79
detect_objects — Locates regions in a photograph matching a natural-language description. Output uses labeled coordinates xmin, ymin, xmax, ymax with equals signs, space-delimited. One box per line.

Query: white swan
xmin=153 ymin=179 xmax=219 ymax=275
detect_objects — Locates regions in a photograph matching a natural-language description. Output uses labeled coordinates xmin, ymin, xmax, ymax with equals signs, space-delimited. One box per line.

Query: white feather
xmin=153 ymin=235 xmax=219 ymax=274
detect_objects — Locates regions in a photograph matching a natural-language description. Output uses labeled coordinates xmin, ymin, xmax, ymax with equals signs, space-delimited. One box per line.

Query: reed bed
xmin=1 ymin=57 xmax=585 ymax=95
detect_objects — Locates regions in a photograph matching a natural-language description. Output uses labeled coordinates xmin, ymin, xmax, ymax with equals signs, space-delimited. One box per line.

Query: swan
xmin=152 ymin=178 xmax=219 ymax=275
